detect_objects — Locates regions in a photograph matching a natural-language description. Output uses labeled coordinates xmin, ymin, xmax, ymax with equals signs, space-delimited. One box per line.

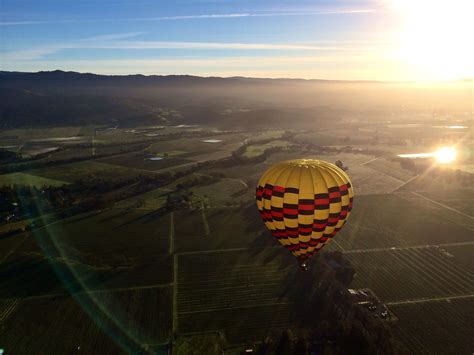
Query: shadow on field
xmin=0 ymin=251 xmax=83 ymax=299
xmin=63 ymin=210 xmax=103 ymax=224
xmin=110 ymin=209 xmax=165 ymax=230
xmin=97 ymin=209 xmax=132 ymax=224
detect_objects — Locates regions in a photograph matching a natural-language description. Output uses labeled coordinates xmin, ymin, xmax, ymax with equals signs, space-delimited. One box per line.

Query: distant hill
xmin=0 ymin=71 xmax=353 ymax=128
xmin=0 ymin=70 xmax=471 ymax=128
xmin=0 ymin=87 xmax=168 ymax=128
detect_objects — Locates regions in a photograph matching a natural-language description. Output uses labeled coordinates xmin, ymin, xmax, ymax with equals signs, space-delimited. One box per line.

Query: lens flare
xmin=434 ymin=147 xmax=456 ymax=164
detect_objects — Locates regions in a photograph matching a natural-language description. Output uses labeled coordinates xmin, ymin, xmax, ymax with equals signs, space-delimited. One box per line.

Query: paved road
xmin=386 ymin=293 xmax=474 ymax=306
xmin=176 ymin=240 xmax=474 ymax=257
xmin=342 ymin=240 xmax=474 ymax=254
xmin=173 ymin=254 xmax=178 ymax=333
xmin=360 ymin=157 xmax=379 ymax=166
xmin=412 ymin=191 xmax=474 ymax=220
xmin=169 ymin=212 xmax=175 ymax=254
xmin=390 ymin=174 xmax=419 ymax=193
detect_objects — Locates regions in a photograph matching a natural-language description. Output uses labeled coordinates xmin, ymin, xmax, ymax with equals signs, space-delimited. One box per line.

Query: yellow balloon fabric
xmin=256 ymin=159 xmax=353 ymax=265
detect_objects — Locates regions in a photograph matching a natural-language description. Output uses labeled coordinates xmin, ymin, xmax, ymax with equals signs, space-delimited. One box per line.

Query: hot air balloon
xmin=256 ymin=159 xmax=353 ymax=270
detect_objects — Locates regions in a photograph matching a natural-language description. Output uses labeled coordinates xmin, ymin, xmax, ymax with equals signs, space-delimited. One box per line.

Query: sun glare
xmin=391 ymin=0 xmax=474 ymax=80
xmin=434 ymin=147 xmax=457 ymax=164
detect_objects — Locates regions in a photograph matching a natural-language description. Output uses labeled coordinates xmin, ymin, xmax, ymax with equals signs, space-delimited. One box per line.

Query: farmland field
xmin=444 ymin=244 xmax=474 ymax=270
xmin=0 ymin=208 xmax=172 ymax=299
xmin=267 ymin=152 xmax=404 ymax=195
xmin=1 ymin=121 xmax=473 ymax=353
xmin=186 ymin=149 xmax=233 ymax=162
xmin=267 ymin=150 xmax=381 ymax=181
xmin=0 ymin=233 xmax=28 ymax=260
xmin=32 ymin=208 xmax=171 ymax=261
xmin=0 ymin=287 xmax=172 ymax=354
xmin=41 ymin=141 xmax=149 ymax=162
xmin=0 ymin=172 xmax=67 ymax=187
xmin=38 ymin=146 xmax=94 ymax=161
xmin=365 ymin=158 xmax=415 ymax=182
xmin=346 ymin=247 xmax=474 ymax=302
xmin=98 ymin=153 xmax=193 ymax=172
xmin=173 ymin=205 xmax=278 ymax=253
xmin=148 ymin=133 xmax=247 ymax=157
xmin=390 ymin=298 xmax=474 ymax=355
xmin=190 ymin=179 xmax=253 ymax=207
xmin=336 ymin=193 xmax=474 ymax=250
xmin=178 ymin=249 xmax=306 ymax=344
xmin=0 ymin=127 xmax=82 ymax=142
xmin=114 ymin=187 xmax=169 ymax=210
xmin=243 ymin=140 xmax=293 ymax=158
xmin=415 ymin=189 xmax=474 ymax=215
xmin=28 ymin=161 xmax=158 ymax=182
xmin=202 ymin=162 xmax=268 ymax=188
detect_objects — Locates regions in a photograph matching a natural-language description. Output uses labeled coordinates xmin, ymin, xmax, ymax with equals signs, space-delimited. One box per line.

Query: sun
xmin=390 ymin=0 xmax=474 ymax=80
xmin=434 ymin=147 xmax=457 ymax=164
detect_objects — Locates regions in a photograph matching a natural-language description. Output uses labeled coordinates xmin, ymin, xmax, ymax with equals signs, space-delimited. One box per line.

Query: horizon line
xmin=2 ymin=69 xmax=472 ymax=84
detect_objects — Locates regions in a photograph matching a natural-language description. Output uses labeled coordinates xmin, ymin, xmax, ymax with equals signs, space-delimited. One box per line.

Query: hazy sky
xmin=1 ymin=0 xmax=472 ymax=80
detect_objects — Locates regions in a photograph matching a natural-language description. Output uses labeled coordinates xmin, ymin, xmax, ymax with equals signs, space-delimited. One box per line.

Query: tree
xmin=294 ymin=336 xmax=307 ymax=355
xmin=275 ymin=330 xmax=293 ymax=355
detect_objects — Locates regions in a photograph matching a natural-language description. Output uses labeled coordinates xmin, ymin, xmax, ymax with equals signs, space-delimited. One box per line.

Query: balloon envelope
xmin=255 ymin=159 xmax=353 ymax=269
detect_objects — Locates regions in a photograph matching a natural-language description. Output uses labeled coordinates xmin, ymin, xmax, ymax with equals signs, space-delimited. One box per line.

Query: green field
xmin=148 ymin=133 xmax=247 ymax=157
xmin=41 ymin=142 xmax=148 ymax=162
xmin=28 ymin=161 xmax=157 ymax=183
xmin=0 ymin=172 xmax=68 ymax=187
xmin=39 ymin=147 xmax=94 ymax=161
xmin=0 ymin=127 xmax=82 ymax=142
xmin=243 ymin=140 xmax=293 ymax=158
xmin=98 ymin=153 xmax=193 ymax=172
xmin=187 ymin=149 xmax=233 ymax=162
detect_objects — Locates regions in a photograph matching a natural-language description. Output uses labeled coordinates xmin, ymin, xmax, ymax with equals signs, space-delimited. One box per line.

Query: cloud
xmin=153 ymin=13 xmax=251 ymax=20
xmin=1 ymin=47 xmax=67 ymax=61
xmin=0 ymin=21 xmax=47 ymax=26
xmin=0 ymin=20 xmax=76 ymax=26
xmin=0 ymin=9 xmax=375 ymax=26
xmin=85 ymin=40 xmax=372 ymax=51
xmin=2 ymin=31 xmax=374 ymax=61
xmin=82 ymin=32 xmax=147 ymax=41
xmin=131 ymin=9 xmax=375 ymax=21
xmin=1 ymin=32 xmax=146 ymax=61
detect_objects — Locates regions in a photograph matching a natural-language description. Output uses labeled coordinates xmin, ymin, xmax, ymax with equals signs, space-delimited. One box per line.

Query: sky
xmin=0 ymin=0 xmax=472 ymax=81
